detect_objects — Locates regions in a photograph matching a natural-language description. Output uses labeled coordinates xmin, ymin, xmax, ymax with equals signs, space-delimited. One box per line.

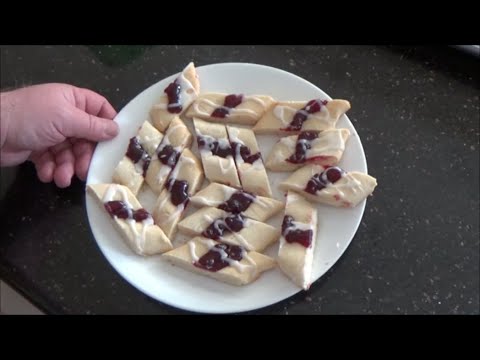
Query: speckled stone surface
xmin=1 ymin=45 xmax=478 ymax=314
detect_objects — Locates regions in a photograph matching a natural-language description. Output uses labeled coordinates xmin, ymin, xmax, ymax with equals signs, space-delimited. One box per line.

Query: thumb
xmin=61 ymin=108 xmax=119 ymax=142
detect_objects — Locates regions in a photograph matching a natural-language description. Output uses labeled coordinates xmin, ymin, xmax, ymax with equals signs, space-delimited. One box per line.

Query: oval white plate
xmin=86 ymin=62 xmax=368 ymax=314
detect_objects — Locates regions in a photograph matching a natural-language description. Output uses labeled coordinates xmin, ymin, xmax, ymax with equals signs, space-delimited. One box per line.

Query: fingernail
xmin=104 ymin=122 xmax=119 ymax=137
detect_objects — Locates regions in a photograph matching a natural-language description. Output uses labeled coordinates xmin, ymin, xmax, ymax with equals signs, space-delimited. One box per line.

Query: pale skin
xmin=0 ymin=83 xmax=119 ymax=187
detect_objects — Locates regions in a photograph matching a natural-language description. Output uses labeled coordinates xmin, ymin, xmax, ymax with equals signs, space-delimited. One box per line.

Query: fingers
xmin=61 ymin=107 xmax=119 ymax=142
xmin=72 ymin=139 xmax=95 ymax=181
xmin=27 ymin=86 xmax=119 ymax=187
xmin=97 ymin=101 xmax=117 ymax=120
xmin=51 ymin=142 xmax=76 ymax=188
xmin=30 ymin=151 xmax=56 ymax=183
xmin=55 ymin=86 xmax=119 ymax=142
xmin=30 ymin=139 xmax=95 ymax=187
xmin=73 ymin=86 xmax=117 ymax=120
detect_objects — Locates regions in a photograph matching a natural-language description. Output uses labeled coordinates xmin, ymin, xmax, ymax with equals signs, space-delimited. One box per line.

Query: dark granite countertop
xmin=1 ymin=45 xmax=478 ymax=315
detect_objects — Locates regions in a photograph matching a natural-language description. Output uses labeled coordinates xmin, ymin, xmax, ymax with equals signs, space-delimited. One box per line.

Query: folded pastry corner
xmin=145 ymin=116 xmax=193 ymax=194
xmin=112 ymin=120 xmax=164 ymax=196
xmin=136 ymin=121 xmax=165 ymax=156
xmin=152 ymin=148 xmax=204 ymax=239
xmin=226 ymin=125 xmax=272 ymax=197
xmin=253 ymin=98 xmax=351 ymax=135
xmin=150 ymin=62 xmax=200 ymax=132
xmin=278 ymin=191 xmax=318 ymax=290
xmin=189 ymin=182 xmax=284 ymax=222
xmin=87 ymin=183 xmax=173 ymax=256
xmin=265 ymin=128 xmax=351 ymax=172
xmin=279 ymin=164 xmax=377 ymax=208
xmin=162 ymin=237 xmax=276 ymax=286
xmin=186 ymin=92 xmax=275 ymax=125
xmin=193 ymin=118 xmax=241 ymax=188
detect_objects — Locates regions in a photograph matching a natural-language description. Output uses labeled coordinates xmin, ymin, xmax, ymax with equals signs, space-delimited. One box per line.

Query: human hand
xmin=0 ymin=83 xmax=119 ymax=187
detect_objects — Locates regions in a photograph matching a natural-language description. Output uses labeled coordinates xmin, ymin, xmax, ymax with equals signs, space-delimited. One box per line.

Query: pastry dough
xmin=189 ymin=182 xmax=284 ymax=222
xmin=279 ymin=164 xmax=378 ymax=208
xmin=226 ymin=125 xmax=272 ymax=197
xmin=253 ymin=99 xmax=351 ymax=135
xmin=185 ymin=93 xmax=275 ymax=125
xmin=112 ymin=121 xmax=164 ymax=196
xmin=152 ymin=149 xmax=204 ymax=239
xmin=163 ymin=237 xmax=276 ymax=286
xmin=112 ymin=157 xmax=144 ymax=197
xmin=193 ymin=118 xmax=241 ymax=188
xmin=145 ymin=117 xmax=193 ymax=194
xmin=277 ymin=191 xmax=317 ymax=290
xmin=87 ymin=183 xmax=173 ymax=256
xmin=136 ymin=121 xmax=165 ymax=156
xmin=150 ymin=62 xmax=200 ymax=132
xmin=177 ymin=207 xmax=279 ymax=252
xmin=265 ymin=129 xmax=350 ymax=172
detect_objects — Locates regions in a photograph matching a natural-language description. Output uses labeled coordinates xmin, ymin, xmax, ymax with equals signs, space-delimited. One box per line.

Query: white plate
xmin=86 ymin=62 xmax=368 ymax=314
xmin=451 ymin=45 xmax=480 ymax=57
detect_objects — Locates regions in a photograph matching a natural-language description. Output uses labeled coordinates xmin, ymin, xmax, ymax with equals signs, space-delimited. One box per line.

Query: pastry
xmin=189 ymin=182 xmax=284 ymax=222
xmin=163 ymin=237 xmax=276 ymax=286
xmin=265 ymin=129 xmax=351 ymax=172
xmin=177 ymin=207 xmax=279 ymax=252
xmin=185 ymin=93 xmax=275 ymax=125
xmin=145 ymin=116 xmax=193 ymax=194
xmin=279 ymin=164 xmax=377 ymax=208
xmin=253 ymin=99 xmax=351 ymax=135
xmin=226 ymin=125 xmax=272 ymax=197
xmin=112 ymin=121 xmax=163 ymax=196
xmin=150 ymin=62 xmax=200 ymax=132
xmin=277 ymin=191 xmax=318 ymax=290
xmin=87 ymin=183 xmax=173 ymax=256
xmin=152 ymin=149 xmax=204 ymax=239
xmin=193 ymin=118 xmax=241 ymax=188
xmin=135 ymin=120 xmax=165 ymax=155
